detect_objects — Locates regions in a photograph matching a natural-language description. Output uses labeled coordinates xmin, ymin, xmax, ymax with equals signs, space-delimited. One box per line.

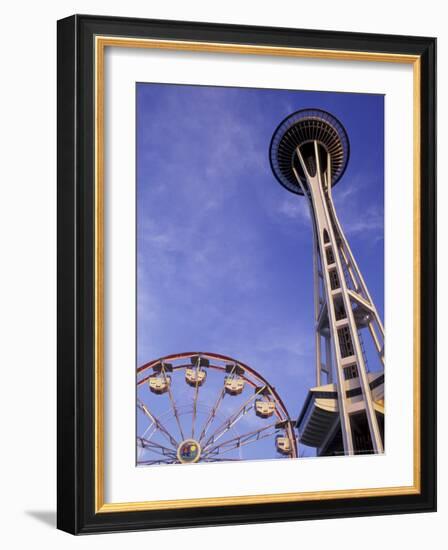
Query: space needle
xmin=270 ymin=109 xmax=385 ymax=456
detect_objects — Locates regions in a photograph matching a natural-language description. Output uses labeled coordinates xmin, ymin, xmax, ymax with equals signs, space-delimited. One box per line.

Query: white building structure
xmin=269 ymin=109 xmax=385 ymax=456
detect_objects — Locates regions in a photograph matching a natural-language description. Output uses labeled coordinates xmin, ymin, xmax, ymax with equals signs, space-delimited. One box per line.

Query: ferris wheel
xmin=137 ymin=351 xmax=298 ymax=466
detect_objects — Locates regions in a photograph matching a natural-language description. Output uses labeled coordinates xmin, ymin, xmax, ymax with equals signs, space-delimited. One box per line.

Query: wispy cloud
xmin=277 ymin=197 xmax=310 ymax=223
xmin=333 ymin=173 xmax=384 ymax=242
xmin=343 ymin=205 xmax=383 ymax=236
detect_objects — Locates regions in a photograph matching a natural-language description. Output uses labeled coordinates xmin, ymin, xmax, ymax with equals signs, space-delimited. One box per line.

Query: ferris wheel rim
xmin=137 ymin=351 xmax=293 ymax=422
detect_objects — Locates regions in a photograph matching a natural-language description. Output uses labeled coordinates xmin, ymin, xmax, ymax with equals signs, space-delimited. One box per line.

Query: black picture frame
xmin=57 ymin=14 xmax=436 ymax=534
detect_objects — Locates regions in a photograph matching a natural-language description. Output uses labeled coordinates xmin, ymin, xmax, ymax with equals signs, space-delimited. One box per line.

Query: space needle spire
xmin=270 ymin=109 xmax=385 ymax=456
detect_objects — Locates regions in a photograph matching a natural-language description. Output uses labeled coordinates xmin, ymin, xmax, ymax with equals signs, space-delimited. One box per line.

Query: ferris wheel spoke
xmin=140 ymin=418 xmax=157 ymax=441
xmin=143 ymin=423 xmax=159 ymax=443
xmin=161 ymin=364 xmax=186 ymax=441
xmin=137 ymin=436 xmax=177 ymax=459
xmin=201 ymin=386 xmax=266 ymax=449
xmin=202 ymin=423 xmax=278 ymax=458
xmin=137 ymin=400 xmax=179 ymax=448
xmin=204 ymin=433 xmax=276 ymax=460
xmin=191 ymin=366 xmax=201 ymax=439
xmin=140 ymin=423 xmax=158 ymax=448
xmin=197 ymin=387 xmax=226 ymax=443
xmin=197 ymin=364 xmax=237 ymax=443
xmin=140 ymin=410 xmax=163 ymax=442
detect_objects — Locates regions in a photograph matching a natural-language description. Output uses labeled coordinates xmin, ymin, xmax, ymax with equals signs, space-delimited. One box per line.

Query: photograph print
xmin=136 ymin=83 xmax=385 ymax=467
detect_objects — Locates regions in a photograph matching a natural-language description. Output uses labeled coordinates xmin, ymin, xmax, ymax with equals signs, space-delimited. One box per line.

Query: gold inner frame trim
xmin=94 ymin=35 xmax=421 ymax=513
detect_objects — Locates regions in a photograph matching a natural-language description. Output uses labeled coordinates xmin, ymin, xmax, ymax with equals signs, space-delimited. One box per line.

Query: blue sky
xmin=136 ymin=83 xmax=384 ymax=460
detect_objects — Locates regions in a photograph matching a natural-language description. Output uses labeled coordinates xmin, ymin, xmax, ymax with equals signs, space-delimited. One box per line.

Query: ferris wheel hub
xmin=177 ymin=439 xmax=202 ymax=463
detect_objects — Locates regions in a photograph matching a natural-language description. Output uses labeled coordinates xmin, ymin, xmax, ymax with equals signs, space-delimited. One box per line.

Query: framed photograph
xmin=57 ymin=15 xmax=436 ymax=534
